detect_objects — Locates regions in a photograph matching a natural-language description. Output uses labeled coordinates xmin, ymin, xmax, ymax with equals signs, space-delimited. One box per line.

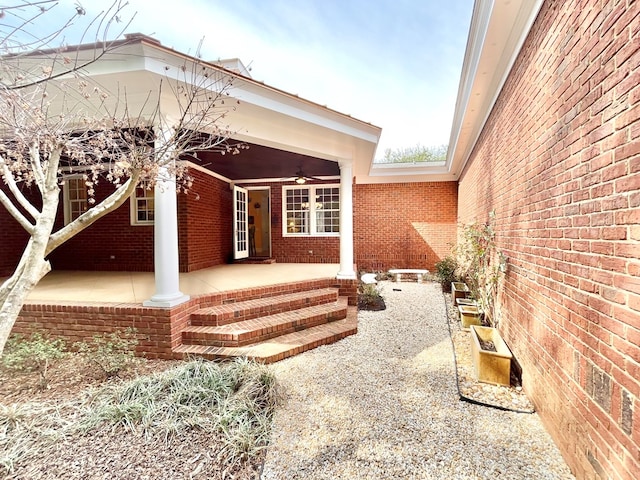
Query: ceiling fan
xmin=285 ymin=165 xmax=324 ymax=184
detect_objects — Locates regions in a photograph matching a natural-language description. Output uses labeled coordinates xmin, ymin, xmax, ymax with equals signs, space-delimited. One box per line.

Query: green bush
xmin=1 ymin=333 xmax=66 ymax=389
xmin=435 ymin=256 xmax=458 ymax=291
xmin=74 ymin=328 xmax=140 ymax=379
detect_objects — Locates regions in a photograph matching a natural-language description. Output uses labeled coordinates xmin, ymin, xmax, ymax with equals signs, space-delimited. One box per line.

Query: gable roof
xmin=6 ymin=33 xmax=381 ymax=173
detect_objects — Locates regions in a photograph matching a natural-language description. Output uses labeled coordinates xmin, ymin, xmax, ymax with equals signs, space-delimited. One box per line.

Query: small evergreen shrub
xmin=1 ymin=333 xmax=66 ymax=389
xmin=358 ymin=282 xmax=386 ymax=311
xmin=435 ymin=255 xmax=459 ymax=291
xmin=74 ymin=328 xmax=140 ymax=379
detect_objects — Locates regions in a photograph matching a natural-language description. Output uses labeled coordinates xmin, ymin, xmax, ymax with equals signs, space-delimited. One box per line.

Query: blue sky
xmin=10 ymin=0 xmax=474 ymax=159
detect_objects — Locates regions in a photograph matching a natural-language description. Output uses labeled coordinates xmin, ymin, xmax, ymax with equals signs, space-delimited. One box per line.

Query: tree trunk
xmin=0 ymin=242 xmax=51 ymax=355
xmin=0 ymin=174 xmax=59 ymax=356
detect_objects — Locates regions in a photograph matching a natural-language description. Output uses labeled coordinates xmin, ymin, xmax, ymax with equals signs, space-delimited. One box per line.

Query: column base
xmin=336 ymin=271 xmax=357 ymax=280
xmin=143 ymin=293 xmax=190 ymax=308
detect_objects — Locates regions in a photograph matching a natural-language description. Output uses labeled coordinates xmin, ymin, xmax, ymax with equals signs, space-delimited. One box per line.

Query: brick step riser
xmin=179 ymin=328 xmax=357 ymax=364
xmin=190 ymin=293 xmax=338 ymax=326
xmin=182 ymin=308 xmax=347 ymax=347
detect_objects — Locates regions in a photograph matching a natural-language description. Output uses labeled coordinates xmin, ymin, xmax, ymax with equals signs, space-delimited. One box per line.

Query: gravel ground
xmin=261 ymin=281 xmax=575 ymax=480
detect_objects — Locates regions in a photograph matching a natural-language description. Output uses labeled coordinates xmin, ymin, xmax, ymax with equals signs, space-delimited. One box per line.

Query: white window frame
xmin=282 ymin=184 xmax=340 ymax=237
xmin=63 ymin=175 xmax=88 ymax=225
xmin=130 ymin=182 xmax=155 ymax=226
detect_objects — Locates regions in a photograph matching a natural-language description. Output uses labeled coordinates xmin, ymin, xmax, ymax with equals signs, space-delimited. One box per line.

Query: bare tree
xmin=0 ymin=1 xmax=244 ymax=355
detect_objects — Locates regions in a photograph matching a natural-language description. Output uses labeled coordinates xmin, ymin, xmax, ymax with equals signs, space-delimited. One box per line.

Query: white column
xmin=143 ymin=128 xmax=190 ymax=308
xmin=337 ymin=160 xmax=356 ymax=279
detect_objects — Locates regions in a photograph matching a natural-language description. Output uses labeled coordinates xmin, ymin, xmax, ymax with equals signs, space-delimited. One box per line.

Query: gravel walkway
xmin=261 ymin=281 xmax=575 ymax=479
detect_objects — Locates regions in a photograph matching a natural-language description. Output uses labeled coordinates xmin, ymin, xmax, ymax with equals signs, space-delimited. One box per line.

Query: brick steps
xmin=181 ymin=297 xmax=348 ymax=347
xmin=190 ymin=288 xmax=339 ymax=326
xmin=174 ymin=306 xmax=357 ymax=363
xmin=173 ymin=284 xmax=357 ymax=363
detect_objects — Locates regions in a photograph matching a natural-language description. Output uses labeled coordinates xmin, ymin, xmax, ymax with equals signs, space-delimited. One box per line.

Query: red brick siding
xmin=458 ymin=2 xmax=639 ymax=479
xmin=49 ymin=182 xmax=154 ymax=271
xmin=179 ymin=169 xmax=233 ymax=271
xmin=354 ymin=182 xmax=458 ymax=272
xmin=240 ymin=181 xmax=341 ymax=263
xmin=13 ymin=277 xmax=358 ymax=358
xmin=0 ymin=180 xmax=155 ymax=274
xmin=0 ymin=185 xmax=32 ymax=277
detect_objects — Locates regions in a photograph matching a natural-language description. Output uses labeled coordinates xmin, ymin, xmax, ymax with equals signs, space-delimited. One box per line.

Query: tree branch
xmin=0 ymin=188 xmax=35 ymax=234
xmin=46 ymin=170 xmax=141 ymax=254
xmin=0 ymin=156 xmax=40 ymax=221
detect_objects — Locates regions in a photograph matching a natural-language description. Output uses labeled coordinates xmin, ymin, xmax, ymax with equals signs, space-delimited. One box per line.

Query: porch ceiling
xmin=194 ymin=141 xmax=340 ymax=181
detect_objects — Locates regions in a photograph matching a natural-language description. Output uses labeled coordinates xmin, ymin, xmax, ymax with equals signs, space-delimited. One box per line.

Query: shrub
xmin=456 ymin=212 xmax=507 ymax=326
xmin=1 ymin=333 xmax=66 ymax=389
xmin=434 ymin=255 xmax=458 ymax=291
xmin=358 ymin=282 xmax=386 ymax=311
xmin=74 ymin=328 xmax=140 ymax=379
xmin=80 ymin=358 xmax=281 ymax=465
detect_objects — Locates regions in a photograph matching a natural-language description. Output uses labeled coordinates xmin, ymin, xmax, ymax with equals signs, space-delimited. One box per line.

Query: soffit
xmin=444 ymin=0 xmax=544 ymax=180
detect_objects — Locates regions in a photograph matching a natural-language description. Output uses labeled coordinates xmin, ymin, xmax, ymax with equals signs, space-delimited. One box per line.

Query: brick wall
xmin=457 ymin=2 xmax=639 ymax=479
xmin=13 ymin=277 xmax=358 ymax=358
xmin=354 ymin=182 xmax=458 ymax=272
xmin=49 ymin=182 xmax=155 ymax=271
xmin=0 ymin=180 xmax=155 ymax=274
xmin=179 ymin=169 xmax=233 ymax=271
xmin=241 ymin=181 xmax=341 ymax=263
xmin=0 ymin=185 xmax=32 ymax=277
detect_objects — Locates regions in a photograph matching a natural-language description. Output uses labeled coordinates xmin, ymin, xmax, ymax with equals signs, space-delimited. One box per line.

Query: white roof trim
xmin=445 ymin=0 xmax=544 ymax=180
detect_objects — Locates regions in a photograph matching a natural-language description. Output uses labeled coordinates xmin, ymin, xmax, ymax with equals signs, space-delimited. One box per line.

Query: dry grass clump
xmin=1 ymin=357 xmax=281 ymax=478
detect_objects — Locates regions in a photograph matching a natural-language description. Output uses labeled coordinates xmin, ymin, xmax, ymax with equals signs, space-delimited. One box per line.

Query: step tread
xmin=183 ymin=298 xmax=348 ymax=340
xmin=174 ymin=306 xmax=357 ymax=363
xmin=191 ymin=288 xmax=339 ymax=325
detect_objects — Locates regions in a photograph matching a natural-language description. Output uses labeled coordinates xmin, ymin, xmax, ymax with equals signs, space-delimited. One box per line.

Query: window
xmin=283 ymin=185 xmax=340 ymax=236
xmin=63 ymin=176 xmax=88 ymax=224
xmin=131 ymin=183 xmax=155 ymax=225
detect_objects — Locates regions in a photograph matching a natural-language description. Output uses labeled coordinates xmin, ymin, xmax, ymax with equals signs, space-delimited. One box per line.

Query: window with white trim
xmin=130 ymin=183 xmax=155 ymax=225
xmin=283 ymin=185 xmax=340 ymax=236
xmin=63 ymin=175 xmax=88 ymax=225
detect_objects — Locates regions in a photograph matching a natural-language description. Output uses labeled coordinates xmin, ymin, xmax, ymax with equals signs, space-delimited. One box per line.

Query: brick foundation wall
xmin=457 ymin=2 xmax=639 ymax=479
xmin=13 ymin=277 xmax=358 ymax=359
xmin=354 ymin=182 xmax=458 ymax=272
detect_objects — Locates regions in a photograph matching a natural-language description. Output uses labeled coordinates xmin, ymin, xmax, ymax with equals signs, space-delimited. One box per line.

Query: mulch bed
xmin=0 ymin=357 xmax=264 ymax=480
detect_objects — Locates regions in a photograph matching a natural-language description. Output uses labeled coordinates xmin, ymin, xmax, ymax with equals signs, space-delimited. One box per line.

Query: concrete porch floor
xmin=23 ymin=263 xmax=342 ymax=304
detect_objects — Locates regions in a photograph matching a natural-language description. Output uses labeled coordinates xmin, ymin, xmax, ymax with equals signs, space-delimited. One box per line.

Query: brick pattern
xmin=0 ymin=180 xmax=155 ymax=275
xmin=49 ymin=182 xmax=155 ymax=272
xmin=238 ymin=181 xmax=341 ymax=264
xmin=173 ymin=307 xmax=358 ymax=363
xmin=190 ymin=288 xmax=339 ymax=326
xmin=354 ymin=182 xmax=458 ymax=271
xmin=1 ymin=173 xmax=458 ymax=277
xmin=457 ymin=2 xmax=640 ymax=479
xmin=181 ymin=297 xmax=348 ymax=347
xmin=13 ymin=277 xmax=359 ymax=360
xmin=179 ymin=169 xmax=233 ymax=271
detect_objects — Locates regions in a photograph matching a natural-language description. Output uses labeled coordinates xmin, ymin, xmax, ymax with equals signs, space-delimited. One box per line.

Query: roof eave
xmin=445 ymin=0 xmax=545 ymax=180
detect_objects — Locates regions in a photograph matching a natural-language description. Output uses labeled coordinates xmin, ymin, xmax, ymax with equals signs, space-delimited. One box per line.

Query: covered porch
xmin=23 ymin=263 xmax=342 ymax=304
xmin=15 ymin=263 xmax=359 ymax=362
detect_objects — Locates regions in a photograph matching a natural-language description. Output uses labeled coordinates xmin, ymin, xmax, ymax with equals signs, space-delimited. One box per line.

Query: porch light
xmin=295 ymin=176 xmax=306 ymax=184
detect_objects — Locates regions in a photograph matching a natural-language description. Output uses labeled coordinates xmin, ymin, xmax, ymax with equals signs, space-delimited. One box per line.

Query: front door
xmin=247 ymin=187 xmax=271 ymax=257
xmin=233 ymin=185 xmax=249 ymax=260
